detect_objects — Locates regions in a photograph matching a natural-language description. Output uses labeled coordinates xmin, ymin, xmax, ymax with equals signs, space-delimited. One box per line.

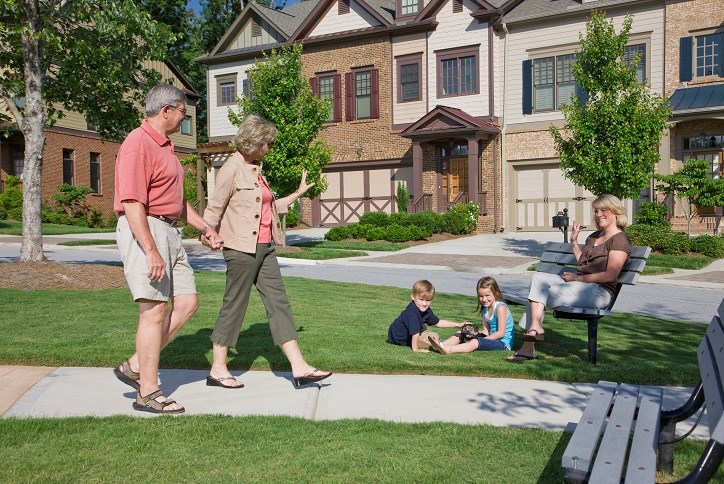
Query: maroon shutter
xmin=345 ymin=72 xmax=354 ymax=121
xmin=370 ymin=69 xmax=379 ymax=119
xmin=309 ymin=77 xmax=319 ymax=96
xmin=333 ymin=73 xmax=342 ymax=122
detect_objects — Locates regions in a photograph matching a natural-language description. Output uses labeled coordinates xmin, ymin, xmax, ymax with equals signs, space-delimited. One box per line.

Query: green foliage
xmin=324 ymin=226 xmax=350 ymax=241
xmin=229 ymin=44 xmax=332 ymax=199
xmin=408 ymin=211 xmax=444 ymax=235
xmin=182 ymin=224 xmax=201 ymax=239
xmin=364 ymin=227 xmax=386 ymax=241
xmin=180 ymin=154 xmax=199 ymax=208
xmin=384 ymin=224 xmax=424 ymax=242
xmin=396 ymin=182 xmax=410 ymax=213
xmin=690 ymin=234 xmax=724 ymax=259
xmin=285 ymin=201 xmax=301 ymax=228
xmin=359 ymin=211 xmax=390 ymax=227
xmin=40 ymin=184 xmax=108 ymax=228
xmin=635 ymin=201 xmax=668 ymax=227
xmin=443 ymin=202 xmax=479 ymax=235
xmin=655 ymin=158 xmax=724 ymax=235
xmin=550 ymin=12 xmax=670 ymax=199
xmin=0 ymin=176 xmax=23 ymax=220
xmin=625 ymin=224 xmax=691 ymax=255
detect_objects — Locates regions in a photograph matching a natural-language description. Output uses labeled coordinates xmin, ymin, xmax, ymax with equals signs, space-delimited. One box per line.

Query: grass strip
xmin=279 ymin=248 xmax=367 ymax=260
xmin=0 ymin=416 xmax=716 ymax=483
xmin=57 ymin=239 xmax=117 ymax=246
xmin=0 ymin=272 xmax=708 ymax=386
xmin=295 ymin=240 xmax=408 ymax=251
xmin=0 ymin=220 xmax=114 ymax=236
xmin=647 ymin=253 xmax=713 ymax=270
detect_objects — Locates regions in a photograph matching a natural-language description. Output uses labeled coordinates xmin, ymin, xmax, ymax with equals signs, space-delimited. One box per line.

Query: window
xmin=216 ymin=74 xmax=237 ymax=106
xmin=696 ymin=34 xmax=721 ymax=77
xmin=180 ymin=115 xmax=192 ymax=135
xmin=437 ymin=47 xmax=479 ymax=98
xmin=684 ymin=135 xmax=723 ymax=179
xmin=397 ymin=54 xmax=422 ymax=102
xmin=10 ymin=145 xmax=23 ymax=177
xmin=86 ymin=120 xmax=97 ymax=131
xmin=62 ymin=149 xmax=74 ymax=185
xmin=396 ymin=0 xmax=420 ymax=17
xmin=339 ymin=0 xmax=350 ymax=14
xmin=310 ymin=73 xmax=341 ymax=122
xmin=532 ymin=54 xmax=576 ymax=111
xmin=345 ymin=69 xmax=379 ymax=121
xmin=90 ymin=152 xmax=101 ymax=194
xmin=623 ymin=43 xmax=647 ymax=84
xmin=680 ymin=33 xmax=723 ymax=82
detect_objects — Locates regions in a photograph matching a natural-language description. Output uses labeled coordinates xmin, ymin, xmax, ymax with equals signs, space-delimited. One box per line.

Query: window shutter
xmin=243 ymin=79 xmax=249 ymax=97
xmin=339 ymin=0 xmax=350 ymax=14
xmin=345 ymin=72 xmax=354 ymax=121
xmin=453 ymin=0 xmax=462 ymax=13
xmin=333 ymin=73 xmax=342 ymax=122
xmin=370 ymin=69 xmax=379 ymax=119
xmin=522 ymin=60 xmax=532 ymax=115
xmin=719 ymin=34 xmax=724 ymax=76
xmin=680 ymin=36 xmax=693 ymax=82
xmin=575 ymin=84 xmax=588 ymax=105
xmin=309 ymin=77 xmax=319 ymax=96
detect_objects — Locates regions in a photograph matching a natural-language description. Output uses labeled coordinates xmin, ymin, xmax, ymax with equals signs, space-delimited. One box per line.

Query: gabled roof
xmin=416 ymin=0 xmax=503 ymax=22
xmin=401 ymin=105 xmax=499 ymax=139
xmin=501 ymin=0 xmax=648 ymax=24
xmin=164 ymin=60 xmax=201 ymax=99
xmin=669 ymin=84 xmax=724 ymax=119
xmin=289 ymin=0 xmax=392 ymax=42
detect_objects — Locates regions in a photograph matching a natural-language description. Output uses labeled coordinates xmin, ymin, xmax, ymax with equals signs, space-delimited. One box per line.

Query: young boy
xmin=387 ymin=280 xmax=464 ymax=352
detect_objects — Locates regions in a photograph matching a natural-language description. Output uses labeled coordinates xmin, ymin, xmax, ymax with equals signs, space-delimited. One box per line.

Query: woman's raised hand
xmin=571 ymin=220 xmax=582 ymax=243
xmin=296 ymin=168 xmax=315 ymax=196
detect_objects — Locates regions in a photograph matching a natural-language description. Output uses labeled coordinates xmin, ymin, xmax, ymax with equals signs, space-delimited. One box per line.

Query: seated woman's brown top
xmin=578 ymin=231 xmax=632 ymax=295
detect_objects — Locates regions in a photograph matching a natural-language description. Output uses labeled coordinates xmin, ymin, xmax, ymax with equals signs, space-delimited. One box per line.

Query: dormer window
xmin=397 ymin=0 xmax=421 ymax=18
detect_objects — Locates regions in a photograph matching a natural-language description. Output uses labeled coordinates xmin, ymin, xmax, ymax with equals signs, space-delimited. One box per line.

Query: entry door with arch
xmin=690 ymin=150 xmax=722 ymax=215
xmin=437 ymin=142 xmax=469 ymax=212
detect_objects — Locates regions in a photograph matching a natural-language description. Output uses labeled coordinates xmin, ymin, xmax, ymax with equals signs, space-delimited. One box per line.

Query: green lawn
xmin=0 ymin=271 xmax=708 ymax=386
xmin=295 ymin=240 xmax=408 ymax=251
xmin=0 ymin=220 xmax=114 ymax=235
xmin=57 ymin=239 xmax=117 ymax=246
xmin=278 ymin=247 xmax=368 ymax=259
xmin=0 ymin=416 xmax=715 ymax=483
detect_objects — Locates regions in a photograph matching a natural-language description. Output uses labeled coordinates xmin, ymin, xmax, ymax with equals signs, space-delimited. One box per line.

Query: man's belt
xmin=148 ymin=213 xmax=180 ymax=227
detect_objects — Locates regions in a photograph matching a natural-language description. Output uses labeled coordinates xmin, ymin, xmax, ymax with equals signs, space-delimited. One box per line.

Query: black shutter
xmin=522 ymin=60 xmax=532 ymax=115
xmin=719 ymin=33 xmax=724 ymax=77
xmin=680 ymin=36 xmax=693 ymax=82
xmin=575 ymin=84 xmax=588 ymax=105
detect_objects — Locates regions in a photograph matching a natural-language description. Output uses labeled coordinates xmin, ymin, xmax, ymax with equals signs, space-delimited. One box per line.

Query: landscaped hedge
xmin=625 ymin=224 xmax=724 ymax=257
xmin=325 ymin=203 xmax=479 ymax=243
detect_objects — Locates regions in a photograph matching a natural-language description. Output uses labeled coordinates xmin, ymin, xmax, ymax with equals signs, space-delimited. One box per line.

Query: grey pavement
xmin=1 ymin=366 xmax=711 ymax=440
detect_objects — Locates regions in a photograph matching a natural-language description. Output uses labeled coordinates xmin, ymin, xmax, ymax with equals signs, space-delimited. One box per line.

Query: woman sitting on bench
xmin=509 ymin=194 xmax=632 ymax=362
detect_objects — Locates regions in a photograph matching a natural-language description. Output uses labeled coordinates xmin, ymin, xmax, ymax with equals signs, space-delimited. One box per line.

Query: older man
xmin=113 ymin=83 xmax=222 ymax=413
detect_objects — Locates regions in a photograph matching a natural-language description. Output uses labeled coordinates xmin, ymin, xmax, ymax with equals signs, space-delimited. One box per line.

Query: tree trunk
xmin=19 ymin=8 xmax=46 ymax=262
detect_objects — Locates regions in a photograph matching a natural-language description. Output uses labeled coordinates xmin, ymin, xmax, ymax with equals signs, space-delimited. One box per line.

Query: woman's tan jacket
xmin=203 ymin=152 xmax=292 ymax=254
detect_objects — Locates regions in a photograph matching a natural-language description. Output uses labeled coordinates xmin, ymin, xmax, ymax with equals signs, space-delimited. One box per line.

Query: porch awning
xmin=669 ymin=84 xmax=724 ymax=121
xmin=400 ymin=105 xmax=500 ymax=140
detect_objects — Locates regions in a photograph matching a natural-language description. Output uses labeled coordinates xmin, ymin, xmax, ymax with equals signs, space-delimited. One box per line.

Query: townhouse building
xmin=0 ymin=60 xmax=200 ymax=219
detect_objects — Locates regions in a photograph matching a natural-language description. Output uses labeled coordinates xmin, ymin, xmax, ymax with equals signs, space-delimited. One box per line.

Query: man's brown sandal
xmin=113 ymin=360 xmax=140 ymax=390
xmin=132 ymin=390 xmax=185 ymax=414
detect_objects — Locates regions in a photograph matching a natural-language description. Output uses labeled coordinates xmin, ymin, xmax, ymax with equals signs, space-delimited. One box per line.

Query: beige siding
xmin=227 ymin=17 xmax=284 ymax=50
xmin=392 ymin=33 xmax=427 ymax=124
xmin=54 ymin=110 xmax=89 ymax=132
xmin=207 ymin=61 xmax=255 ymax=140
xmin=310 ymin=0 xmax=381 ymax=37
xmin=426 ymin=0 xmax=489 ymax=116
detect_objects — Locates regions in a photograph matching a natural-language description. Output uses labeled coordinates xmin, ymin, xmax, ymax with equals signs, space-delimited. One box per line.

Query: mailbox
xmin=552 ymin=209 xmax=569 ymax=228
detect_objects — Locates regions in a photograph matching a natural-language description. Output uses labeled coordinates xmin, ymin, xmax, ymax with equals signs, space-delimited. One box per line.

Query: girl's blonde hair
xmin=475 ymin=276 xmax=503 ymax=312
xmin=592 ymin=194 xmax=628 ymax=230
xmin=233 ymin=114 xmax=278 ymax=156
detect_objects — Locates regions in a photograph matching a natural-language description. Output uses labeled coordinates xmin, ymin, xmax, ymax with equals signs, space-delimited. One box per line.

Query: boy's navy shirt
xmin=387 ymin=300 xmax=440 ymax=346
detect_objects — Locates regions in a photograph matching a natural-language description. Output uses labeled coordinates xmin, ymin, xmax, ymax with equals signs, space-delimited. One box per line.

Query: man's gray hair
xmin=145 ymin=83 xmax=186 ymax=117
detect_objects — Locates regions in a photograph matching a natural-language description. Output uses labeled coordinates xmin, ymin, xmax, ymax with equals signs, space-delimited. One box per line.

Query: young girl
xmin=429 ymin=277 xmax=514 ymax=355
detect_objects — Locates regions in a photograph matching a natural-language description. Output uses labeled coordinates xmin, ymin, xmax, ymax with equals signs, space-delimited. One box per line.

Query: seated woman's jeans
xmin=518 ymin=270 xmax=612 ymax=330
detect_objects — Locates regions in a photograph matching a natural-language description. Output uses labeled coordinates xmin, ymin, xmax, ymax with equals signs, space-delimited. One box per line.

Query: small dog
xmin=460 ymin=323 xmax=481 ymax=339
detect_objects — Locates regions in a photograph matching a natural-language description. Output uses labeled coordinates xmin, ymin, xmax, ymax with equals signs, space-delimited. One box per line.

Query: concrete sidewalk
xmin=1 ymin=365 xmax=710 ymax=440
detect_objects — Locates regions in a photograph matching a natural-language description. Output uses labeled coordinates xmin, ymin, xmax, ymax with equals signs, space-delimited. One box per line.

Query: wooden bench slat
xmin=554 ymin=306 xmax=612 ymax=318
xmin=617 ymin=271 xmax=641 ymax=285
xmin=540 ymin=252 xmax=579 ymax=265
xmin=624 ymin=386 xmax=663 ymax=482
xmin=699 ymin=309 xmax=724 ymax=443
xmin=535 ymin=262 xmax=569 ymax=274
xmin=622 ymin=258 xmax=647 ymax=273
xmin=588 ymin=384 xmax=640 ymax=484
xmin=562 ymin=381 xmax=617 ymax=473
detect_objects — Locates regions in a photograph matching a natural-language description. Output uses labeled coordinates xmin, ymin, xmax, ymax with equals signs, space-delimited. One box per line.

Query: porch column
xmin=467 ymin=135 xmax=480 ymax=205
xmin=412 ymin=141 xmax=423 ymax=200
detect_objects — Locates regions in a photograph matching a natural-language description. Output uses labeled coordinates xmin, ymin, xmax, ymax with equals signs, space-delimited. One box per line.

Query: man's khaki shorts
xmin=116 ymin=215 xmax=196 ymax=302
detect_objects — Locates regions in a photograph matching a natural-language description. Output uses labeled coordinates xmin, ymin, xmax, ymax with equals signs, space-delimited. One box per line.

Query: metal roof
xmin=669 ymin=84 xmax=724 ymax=115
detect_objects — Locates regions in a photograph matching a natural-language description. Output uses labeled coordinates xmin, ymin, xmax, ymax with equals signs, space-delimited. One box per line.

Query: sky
xmin=187 ymin=0 xmax=301 ymax=14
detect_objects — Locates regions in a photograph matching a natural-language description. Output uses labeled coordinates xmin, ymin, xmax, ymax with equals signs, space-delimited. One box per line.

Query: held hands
xmin=200 ymin=230 xmax=224 ymax=251
xmin=571 ymin=220 xmax=582 ymax=243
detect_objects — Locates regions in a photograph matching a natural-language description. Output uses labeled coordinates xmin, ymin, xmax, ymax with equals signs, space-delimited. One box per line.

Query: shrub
xmin=443 ymin=202 xmax=479 ymax=235
xmin=105 ymin=213 xmax=118 ymax=229
xmin=182 ymin=224 xmax=201 ymax=239
xmin=635 ymin=201 xmax=668 ymax=227
xmin=347 ymin=223 xmax=369 ymax=239
xmin=325 ymin=226 xmax=350 ymax=241
xmin=388 ymin=212 xmax=411 ymax=226
xmin=625 ymin=224 xmax=691 ymax=255
xmin=364 ymin=227 xmax=386 ymax=241
xmin=359 ymin=211 xmax=390 ymax=227
xmin=408 ymin=211 xmax=444 ymax=235
xmin=407 ymin=225 xmax=426 ymax=241
xmin=384 ymin=224 xmax=415 ymax=242
xmin=0 ymin=176 xmax=23 ymax=220
xmin=690 ymin=234 xmax=724 ymax=258
xmin=396 ymin=182 xmax=410 ymax=213
xmin=285 ymin=201 xmax=301 ymax=228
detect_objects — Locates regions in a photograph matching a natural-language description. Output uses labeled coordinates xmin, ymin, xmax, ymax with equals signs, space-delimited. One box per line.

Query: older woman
xmin=201 ymin=114 xmax=331 ymax=388
xmin=509 ymin=194 xmax=632 ymax=361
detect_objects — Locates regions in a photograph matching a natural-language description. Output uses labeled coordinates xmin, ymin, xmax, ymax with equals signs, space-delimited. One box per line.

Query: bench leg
xmin=587 ymin=319 xmax=599 ymax=365
xmin=658 ymin=419 xmax=675 ymax=474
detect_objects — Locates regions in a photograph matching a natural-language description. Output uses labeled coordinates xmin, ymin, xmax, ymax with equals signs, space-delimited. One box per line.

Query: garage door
xmin=317 ymin=166 xmax=411 ymax=227
xmin=513 ymin=163 xmax=596 ymax=231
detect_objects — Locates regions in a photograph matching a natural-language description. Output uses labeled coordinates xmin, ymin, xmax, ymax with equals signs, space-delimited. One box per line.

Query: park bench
xmin=561 ymin=298 xmax=724 ymax=483
xmin=505 ymin=242 xmax=651 ymax=364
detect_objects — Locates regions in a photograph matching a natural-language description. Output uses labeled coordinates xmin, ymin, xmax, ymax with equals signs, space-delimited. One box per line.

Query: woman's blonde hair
xmin=233 ymin=114 xmax=278 ymax=156
xmin=475 ymin=276 xmax=503 ymax=313
xmin=592 ymin=194 xmax=628 ymax=230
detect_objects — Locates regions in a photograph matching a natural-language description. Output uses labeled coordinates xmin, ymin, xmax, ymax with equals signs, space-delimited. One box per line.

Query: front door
xmin=437 ymin=142 xmax=469 ymax=212
xmin=691 ymin=150 xmax=723 ymax=215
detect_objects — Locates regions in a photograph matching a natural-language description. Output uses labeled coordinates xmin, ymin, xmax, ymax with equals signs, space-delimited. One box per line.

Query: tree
xmin=0 ymin=0 xmax=172 ymax=261
xmin=655 ymin=158 xmax=724 ymax=236
xmin=228 ymin=43 xmax=332 ymax=200
xmin=551 ymin=12 xmax=671 ymax=199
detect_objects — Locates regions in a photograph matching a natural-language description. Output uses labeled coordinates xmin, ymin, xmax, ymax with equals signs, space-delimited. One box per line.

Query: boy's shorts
xmin=116 ymin=215 xmax=196 ymax=302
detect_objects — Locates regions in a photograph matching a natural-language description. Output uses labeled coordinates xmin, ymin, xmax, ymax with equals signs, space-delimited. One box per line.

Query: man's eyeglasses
xmin=167 ymin=105 xmax=187 ymax=116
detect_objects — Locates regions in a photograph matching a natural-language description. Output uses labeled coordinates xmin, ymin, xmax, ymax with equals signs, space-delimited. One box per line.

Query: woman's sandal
xmin=113 ymin=360 xmax=140 ymax=390
xmin=428 ymin=336 xmax=450 ymax=355
xmin=132 ymin=390 xmax=185 ymax=414
xmin=522 ymin=329 xmax=545 ymax=342
xmin=206 ymin=375 xmax=244 ymax=389
xmin=293 ymin=369 xmax=332 ymax=388
xmin=507 ymin=353 xmax=537 ymax=362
